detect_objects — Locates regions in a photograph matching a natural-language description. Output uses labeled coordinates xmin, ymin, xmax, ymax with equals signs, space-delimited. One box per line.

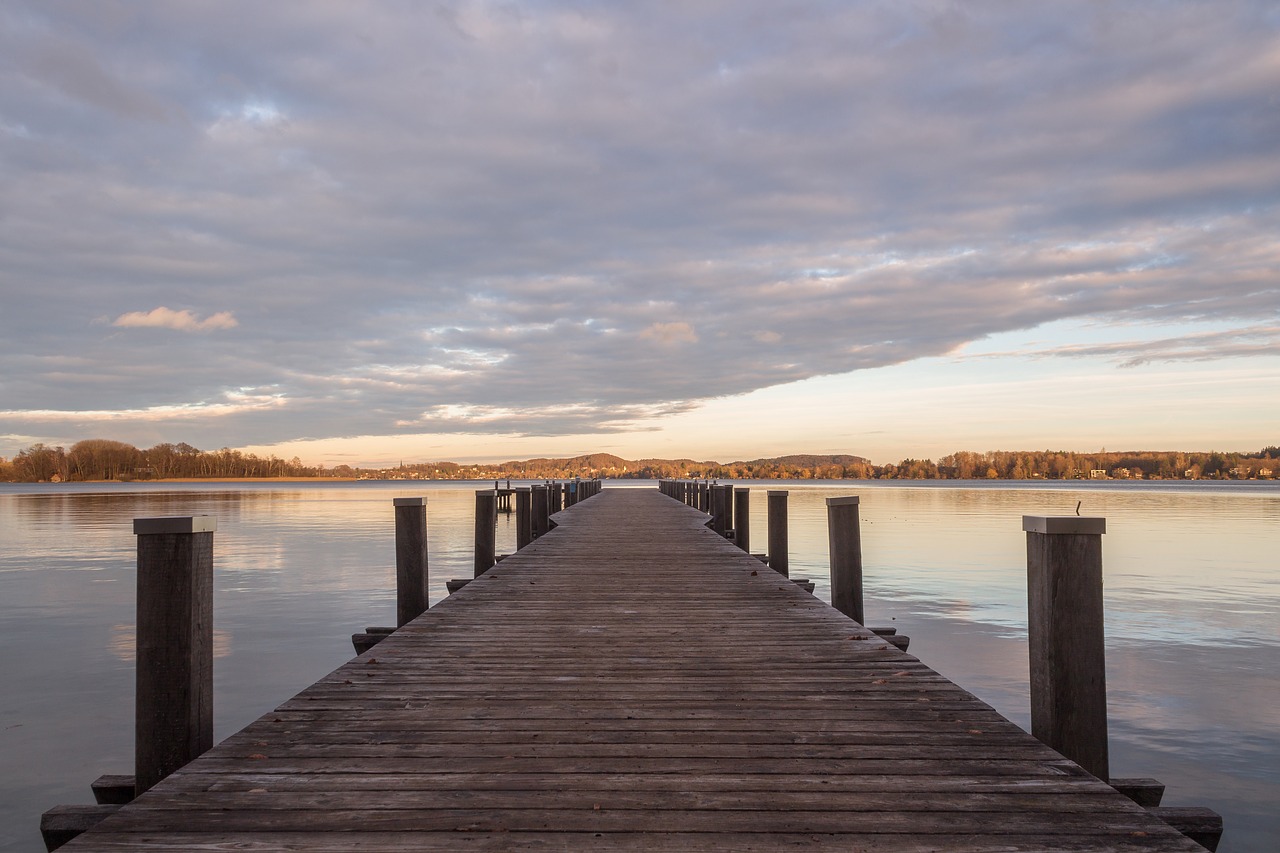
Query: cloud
xmin=113 ymin=307 xmax=239 ymax=332
xmin=0 ymin=2 xmax=1277 ymax=454
xmin=978 ymin=325 xmax=1280 ymax=369
xmin=639 ymin=322 xmax=698 ymax=346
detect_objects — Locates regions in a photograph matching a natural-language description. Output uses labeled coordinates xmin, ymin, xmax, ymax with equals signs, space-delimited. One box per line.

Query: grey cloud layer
xmin=2 ymin=2 xmax=1278 ymax=449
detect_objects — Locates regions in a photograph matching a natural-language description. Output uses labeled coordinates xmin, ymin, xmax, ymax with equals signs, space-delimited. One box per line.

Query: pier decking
xmin=63 ymin=488 xmax=1203 ymax=850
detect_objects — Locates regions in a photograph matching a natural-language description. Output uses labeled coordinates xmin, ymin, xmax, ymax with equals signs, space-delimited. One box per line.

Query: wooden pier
xmin=58 ymin=488 xmax=1205 ymax=851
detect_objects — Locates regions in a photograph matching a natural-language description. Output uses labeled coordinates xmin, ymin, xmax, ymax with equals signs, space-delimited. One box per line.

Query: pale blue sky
xmin=2 ymin=2 xmax=1277 ymax=466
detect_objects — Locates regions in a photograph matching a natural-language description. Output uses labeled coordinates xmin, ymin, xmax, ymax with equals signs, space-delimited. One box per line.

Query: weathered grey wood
xmin=1024 ymin=515 xmax=1109 ymax=782
xmin=884 ymin=635 xmax=910 ymax=652
xmin=60 ymin=492 xmax=1204 ymax=851
xmin=90 ymin=776 xmax=135 ymax=805
xmin=1149 ymin=807 xmax=1223 ymax=851
xmin=51 ymin=831 xmax=1215 ymax=851
xmin=767 ymin=490 xmax=789 ymax=577
xmin=709 ymin=485 xmax=728 ymax=536
xmin=133 ymin=516 xmax=215 ymax=795
xmin=733 ymin=487 xmax=750 ymax=551
xmin=531 ymin=484 xmax=549 ymax=539
xmin=514 ymin=487 xmax=532 ymax=549
xmin=392 ymin=497 xmax=428 ymax=627
xmin=827 ymin=495 xmax=864 ymax=624
xmin=445 ymin=578 xmax=472 ymax=594
xmin=473 ymin=490 xmax=497 ymax=578
xmin=350 ymin=632 xmax=387 ymax=655
xmin=870 ymin=626 xmax=897 ymax=636
xmin=1111 ymin=778 xmax=1164 ymax=807
xmin=40 ymin=805 xmax=121 ymax=851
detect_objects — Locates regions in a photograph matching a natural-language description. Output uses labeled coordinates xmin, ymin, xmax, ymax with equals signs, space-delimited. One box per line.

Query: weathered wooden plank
xmin=54 ymin=831 xmax=1216 ymax=853
xmin=84 ymin=805 xmax=1207 ymax=835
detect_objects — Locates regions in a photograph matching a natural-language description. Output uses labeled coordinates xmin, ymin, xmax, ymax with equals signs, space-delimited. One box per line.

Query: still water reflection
xmin=1 ymin=480 xmax=1275 ymax=851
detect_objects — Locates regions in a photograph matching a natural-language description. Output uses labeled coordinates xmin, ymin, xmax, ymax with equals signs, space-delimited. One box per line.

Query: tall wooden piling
xmin=767 ymin=490 xmax=789 ymax=577
xmin=515 ymin=487 xmax=532 ymax=549
xmin=1023 ymin=515 xmax=1109 ymax=782
xmin=473 ymin=490 xmax=497 ymax=578
xmin=733 ymin=488 xmax=750 ymax=551
xmin=826 ymin=496 xmax=863 ymax=624
xmin=133 ymin=516 xmax=216 ymax=795
xmin=709 ymin=485 xmax=728 ymax=536
xmin=531 ymin=484 xmax=549 ymax=539
xmin=393 ymin=497 xmax=428 ymax=627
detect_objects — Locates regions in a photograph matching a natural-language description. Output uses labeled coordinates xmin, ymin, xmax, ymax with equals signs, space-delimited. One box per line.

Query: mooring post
xmin=733 ymin=488 xmax=750 ymax=551
xmin=1023 ymin=515 xmax=1109 ymax=782
xmin=515 ymin=487 xmax=532 ymax=549
xmin=723 ymin=483 xmax=735 ymax=534
xmin=826 ymin=496 xmax=864 ymax=624
xmin=531 ymin=484 xmax=549 ymax=539
xmin=709 ymin=485 xmax=727 ymax=536
xmin=550 ymin=481 xmax=563 ymax=514
xmin=767 ymin=490 xmax=789 ymax=577
xmin=393 ymin=497 xmax=428 ymax=627
xmin=133 ymin=515 xmax=215 ymax=795
xmin=473 ymin=490 xmax=497 ymax=578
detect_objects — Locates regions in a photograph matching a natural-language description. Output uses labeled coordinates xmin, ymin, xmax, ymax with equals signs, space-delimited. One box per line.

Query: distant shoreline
xmin=151 ymin=476 xmax=359 ymax=483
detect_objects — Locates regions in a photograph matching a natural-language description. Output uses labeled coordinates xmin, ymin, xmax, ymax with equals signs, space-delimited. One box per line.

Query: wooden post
xmin=709 ymin=485 xmax=727 ymax=536
xmin=733 ymin=488 xmax=750 ymax=551
xmin=550 ymin=482 xmax=563 ymax=514
xmin=515 ymin=487 xmax=532 ymax=549
xmin=722 ymin=484 xmax=735 ymax=534
xmin=826 ymin=496 xmax=863 ymax=624
xmin=133 ymin=516 xmax=215 ymax=795
xmin=1023 ymin=515 xmax=1109 ymax=782
xmin=531 ymin=484 xmax=549 ymax=539
xmin=393 ymin=497 xmax=428 ymax=628
xmin=767 ymin=490 xmax=789 ymax=577
xmin=473 ymin=490 xmax=497 ymax=578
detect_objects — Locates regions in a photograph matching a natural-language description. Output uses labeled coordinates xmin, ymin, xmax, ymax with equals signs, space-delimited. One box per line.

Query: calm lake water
xmin=1 ymin=479 xmax=1276 ymax=851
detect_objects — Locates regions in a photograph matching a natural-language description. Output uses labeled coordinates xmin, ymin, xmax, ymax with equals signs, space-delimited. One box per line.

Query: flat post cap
xmin=1022 ymin=515 xmax=1106 ymax=535
xmin=133 ymin=516 xmax=216 ymax=535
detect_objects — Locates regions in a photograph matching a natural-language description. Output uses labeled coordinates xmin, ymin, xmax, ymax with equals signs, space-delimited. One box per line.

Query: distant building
xmin=1089 ymin=469 xmax=1107 ymax=479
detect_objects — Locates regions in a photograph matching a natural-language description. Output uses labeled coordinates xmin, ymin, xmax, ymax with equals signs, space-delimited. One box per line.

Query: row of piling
xmin=656 ymin=479 xmax=1222 ymax=851
xmin=39 ymin=479 xmax=1220 ymax=851
xmin=658 ymin=479 xmax=791 ymax=577
xmin=40 ymin=479 xmax=602 ymax=851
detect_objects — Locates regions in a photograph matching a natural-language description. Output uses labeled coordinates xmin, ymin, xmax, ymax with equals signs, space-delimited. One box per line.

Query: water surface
xmin=1 ymin=480 xmax=1275 ymax=850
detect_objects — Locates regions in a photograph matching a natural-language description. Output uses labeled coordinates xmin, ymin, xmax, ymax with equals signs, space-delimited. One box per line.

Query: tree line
xmin=1 ymin=440 xmax=1275 ymax=483
xmin=675 ymin=448 xmax=1278 ymax=481
xmin=0 ymin=440 xmax=319 ymax=482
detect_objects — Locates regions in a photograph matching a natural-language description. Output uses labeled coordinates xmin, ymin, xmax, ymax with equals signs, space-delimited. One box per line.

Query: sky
xmin=2 ymin=2 xmax=1278 ymax=467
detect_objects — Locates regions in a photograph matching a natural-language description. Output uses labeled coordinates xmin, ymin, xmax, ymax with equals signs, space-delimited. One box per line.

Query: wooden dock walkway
xmin=63 ymin=488 xmax=1204 ymax=851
